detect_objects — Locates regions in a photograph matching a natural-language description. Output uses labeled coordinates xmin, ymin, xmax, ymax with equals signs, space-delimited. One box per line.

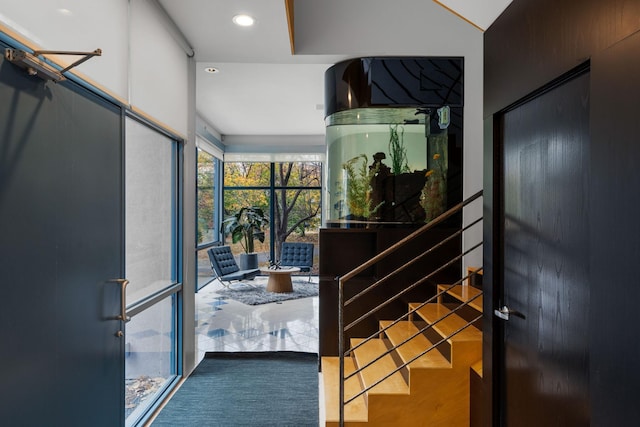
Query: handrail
xmin=345 ymin=216 xmax=483 ymax=307
xmin=345 ymin=240 xmax=483 ymax=333
xmin=337 ymin=190 xmax=483 ymax=426
xmin=340 ymin=190 xmax=482 ymax=283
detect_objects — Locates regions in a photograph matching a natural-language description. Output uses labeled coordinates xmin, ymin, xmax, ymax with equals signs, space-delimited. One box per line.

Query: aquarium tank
xmin=324 ymin=57 xmax=463 ymax=227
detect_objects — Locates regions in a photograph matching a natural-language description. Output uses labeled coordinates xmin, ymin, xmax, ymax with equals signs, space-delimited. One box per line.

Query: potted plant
xmin=222 ymin=206 xmax=269 ymax=270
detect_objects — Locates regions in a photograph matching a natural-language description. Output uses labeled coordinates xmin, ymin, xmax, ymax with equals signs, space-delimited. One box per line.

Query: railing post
xmin=338 ymin=275 xmax=345 ymax=427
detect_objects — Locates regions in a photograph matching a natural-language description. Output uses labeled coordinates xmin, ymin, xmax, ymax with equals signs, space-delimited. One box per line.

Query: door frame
xmin=0 ymin=39 xmax=126 ymax=426
xmin=122 ymin=112 xmax=185 ymax=426
xmin=492 ymin=63 xmax=591 ymax=425
xmin=483 ymin=1 xmax=640 ymax=424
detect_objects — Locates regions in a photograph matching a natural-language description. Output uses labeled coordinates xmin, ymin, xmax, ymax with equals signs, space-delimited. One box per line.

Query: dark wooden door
xmin=499 ymin=70 xmax=590 ymax=426
xmin=0 ymin=46 xmax=124 ymax=425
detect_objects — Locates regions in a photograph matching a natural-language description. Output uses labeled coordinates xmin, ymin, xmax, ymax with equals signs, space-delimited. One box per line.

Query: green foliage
xmin=222 ymin=161 xmax=322 ymax=260
xmin=388 ymin=124 xmax=410 ymax=175
xmin=222 ymin=206 xmax=269 ymax=253
xmin=420 ymin=133 xmax=449 ymax=222
xmin=341 ymin=154 xmax=382 ymax=219
xmin=224 ymin=162 xmax=271 ymax=187
xmin=223 ymin=163 xmax=270 ymax=218
xmin=197 ymin=150 xmax=215 ymax=244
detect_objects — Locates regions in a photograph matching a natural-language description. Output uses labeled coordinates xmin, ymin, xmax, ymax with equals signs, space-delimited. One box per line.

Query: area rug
xmin=215 ymin=277 xmax=318 ymax=305
xmin=152 ymin=351 xmax=319 ymax=427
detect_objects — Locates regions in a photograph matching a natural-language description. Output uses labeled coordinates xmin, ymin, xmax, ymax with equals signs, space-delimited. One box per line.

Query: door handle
xmin=112 ymin=279 xmax=130 ymax=322
xmin=494 ymin=305 xmax=526 ymax=321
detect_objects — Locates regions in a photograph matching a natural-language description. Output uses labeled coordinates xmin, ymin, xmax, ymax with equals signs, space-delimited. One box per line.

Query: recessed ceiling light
xmin=204 ymin=67 xmax=219 ymax=74
xmin=57 ymin=8 xmax=73 ymax=16
xmin=232 ymin=14 xmax=255 ymax=27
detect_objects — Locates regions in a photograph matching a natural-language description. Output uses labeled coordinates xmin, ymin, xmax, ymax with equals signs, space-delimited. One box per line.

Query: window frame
xmin=223 ymin=161 xmax=322 ymax=262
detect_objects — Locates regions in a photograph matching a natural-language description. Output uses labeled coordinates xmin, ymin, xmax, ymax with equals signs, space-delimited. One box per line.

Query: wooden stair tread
xmin=379 ymin=320 xmax=451 ymax=369
xmin=438 ymin=284 xmax=483 ymax=311
xmin=467 ymin=266 xmax=483 ymax=275
xmin=351 ymin=338 xmax=409 ymax=395
xmin=322 ymin=356 xmax=368 ymax=422
xmin=409 ymin=303 xmax=482 ymax=342
xmin=471 ymin=359 xmax=483 ymax=377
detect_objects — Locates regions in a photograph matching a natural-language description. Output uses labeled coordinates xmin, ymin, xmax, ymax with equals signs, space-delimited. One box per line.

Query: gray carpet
xmin=152 ymin=352 xmax=319 ymax=427
xmin=215 ymin=277 xmax=318 ymax=305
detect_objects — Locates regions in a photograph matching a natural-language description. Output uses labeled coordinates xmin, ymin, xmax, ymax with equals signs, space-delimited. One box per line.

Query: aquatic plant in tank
xmin=324 ymin=57 xmax=463 ymax=227
xmin=326 ymin=107 xmax=449 ymax=226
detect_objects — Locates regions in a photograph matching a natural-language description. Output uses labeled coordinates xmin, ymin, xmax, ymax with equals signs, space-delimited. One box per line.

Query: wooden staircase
xmin=322 ymin=269 xmax=483 ymax=426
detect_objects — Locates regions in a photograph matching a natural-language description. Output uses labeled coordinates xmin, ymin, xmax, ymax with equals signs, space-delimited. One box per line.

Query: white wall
xmin=0 ymin=0 xmax=129 ymax=98
xmin=129 ymin=0 xmax=190 ymax=134
xmin=0 ymin=0 xmax=190 ymax=136
xmin=462 ymin=49 xmax=484 ymax=271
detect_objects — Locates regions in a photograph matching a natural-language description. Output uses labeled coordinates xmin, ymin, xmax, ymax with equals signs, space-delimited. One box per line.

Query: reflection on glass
xmin=125 ymin=295 xmax=176 ymax=426
xmin=197 ymin=248 xmax=215 ymax=291
xmin=325 ymin=107 xmax=449 ymax=226
xmin=197 ymin=149 xmax=216 ymax=245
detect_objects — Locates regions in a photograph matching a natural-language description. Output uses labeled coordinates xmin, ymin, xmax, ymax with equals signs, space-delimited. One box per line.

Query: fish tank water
xmin=325 ymin=107 xmax=450 ymax=227
xmin=323 ymin=57 xmax=464 ymax=228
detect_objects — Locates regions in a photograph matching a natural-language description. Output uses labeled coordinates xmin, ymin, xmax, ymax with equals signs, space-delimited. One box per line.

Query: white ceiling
xmin=159 ymin=0 xmax=512 ymax=142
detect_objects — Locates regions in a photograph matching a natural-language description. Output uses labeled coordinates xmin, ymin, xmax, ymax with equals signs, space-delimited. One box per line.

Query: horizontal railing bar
xmin=345 ymin=308 xmax=483 ymax=405
xmin=344 ymin=240 xmax=483 ymax=332
xmin=338 ymin=189 xmax=483 ymax=423
xmin=344 ymin=268 xmax=478 ymax=358
xmin=404 ymin=311 xmax=484 ymax=363
xmin=340 ymin=190 xmax=483 ymax=283
xmin=343 ymin=289 xmax=483 ymax=383
xmin=397 ymin=267 xmax=484 ymax=327
xmin=344 ymin=216 xmax=483 ymax=307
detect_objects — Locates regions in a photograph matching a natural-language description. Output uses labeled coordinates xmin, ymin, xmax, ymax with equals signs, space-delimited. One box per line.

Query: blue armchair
xmin=279 ymin=242 xmax=314 ymax=281
xmin=207 ymin=246 xmax=260 ymax=287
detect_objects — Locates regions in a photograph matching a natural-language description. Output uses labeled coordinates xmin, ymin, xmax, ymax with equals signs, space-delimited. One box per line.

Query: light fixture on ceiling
xmin=204 ymin=67 xmax=219 ymax=74
xmin=232 ymin=14 xmax=255 ymax=27
xmin=57 ymin=8 xmax=73 ymax=16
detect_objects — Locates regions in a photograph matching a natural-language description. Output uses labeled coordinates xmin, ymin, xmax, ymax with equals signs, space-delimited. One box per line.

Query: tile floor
xmin=188 ymin=276 xmax=325 ymax=426
xmin=195 ymin=275 xmax=320 ymax=362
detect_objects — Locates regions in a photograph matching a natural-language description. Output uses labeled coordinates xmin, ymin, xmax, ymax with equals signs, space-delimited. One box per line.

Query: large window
xmin=272 ymin=162 xmax=321 ymax=261
xmin=196 ymin=145 xmax=222 ymax=290
xmin=124 ymin=117 xmax=180 ymax=426
xmin=197 ymin=148 xmax=216 ymax=245
xmin=223 ymin=162 xmax=322 ymax=270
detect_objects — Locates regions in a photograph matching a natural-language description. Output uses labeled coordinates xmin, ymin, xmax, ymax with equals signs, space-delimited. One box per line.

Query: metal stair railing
xmin=337 ymin=190 xmax=483 ymax=426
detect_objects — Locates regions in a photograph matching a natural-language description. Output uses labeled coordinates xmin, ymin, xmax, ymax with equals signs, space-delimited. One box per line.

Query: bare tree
xmin=273 ymin=162 xmax=321 ymax=260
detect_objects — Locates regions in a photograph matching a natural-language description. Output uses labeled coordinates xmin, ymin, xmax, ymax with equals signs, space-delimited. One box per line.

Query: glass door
xmin=123 ymin=116 xmax=181 ymax=426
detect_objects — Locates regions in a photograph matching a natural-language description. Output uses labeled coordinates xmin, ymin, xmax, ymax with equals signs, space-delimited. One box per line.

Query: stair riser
xmin=366 ymin=386 xmax=469 ymax=427
xmin=321 ymin=356 xmax=369 ymax=424
xmin=450 ymin=340 xmax=482 ymax=368
xmin=324 ymin=288 xmax=484 ymax=427
xmin=390 ymin=320 xmax=481 ymax=368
